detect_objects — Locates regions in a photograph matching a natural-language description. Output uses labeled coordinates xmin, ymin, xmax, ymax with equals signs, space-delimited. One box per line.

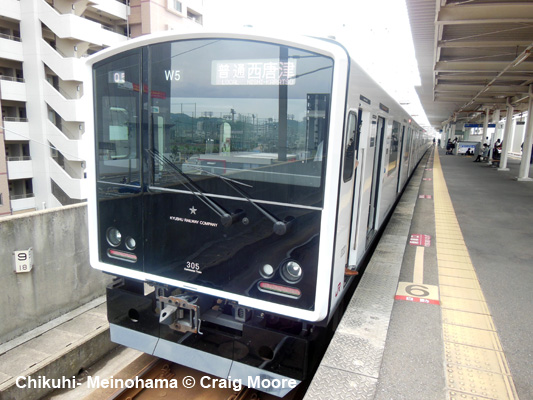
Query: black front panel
xmin=93 ymin=38 xmax=333 ymax=312
xmin=97 ymin=185 xmax=143 ymax=271
xmin=143 ymin=192 xmax=320 ymax=310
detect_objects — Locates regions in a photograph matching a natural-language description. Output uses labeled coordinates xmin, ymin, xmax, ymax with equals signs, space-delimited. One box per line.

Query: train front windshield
xmin=95 ymin=39 xmax=333 ymax=206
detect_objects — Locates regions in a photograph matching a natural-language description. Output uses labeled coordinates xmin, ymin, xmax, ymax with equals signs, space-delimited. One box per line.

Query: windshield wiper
xmin=146 ymin=149 xmax=243 ymax=227
xmin=192 ymin=166 xmax=293 ymax=236
xmin=191 ymin=167 xmax=253 ymax=188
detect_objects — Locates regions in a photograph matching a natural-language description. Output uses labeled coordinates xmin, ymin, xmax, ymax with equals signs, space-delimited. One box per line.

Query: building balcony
xmin=48 ymin=157 xmax=86 ymax=200
xmin=89 ymin=0 xmax=128 ymax=21
xmin=0 ymin=77 xmax=26 ymax=102
xmin=10 ymin=193 xmax=36 ymax=213
xmin=7 ymin=157 xmax=34 ymax=180
xmin=0 ymin=0 xmax=21 ymax=20
xmin=46 ymin=120 xmax=83 ymax=161
xmin=39 ymin=0 xmax=127 ymax=48
xmin=3 ymin=118 xmax=30 ymax=141
xmin=0 ymin=35 xmax=23 ymax=62
xmin=43 ymin=80 xmax=84 ymax=122
xmin=40 ymin=39 xmax=86 ymax=82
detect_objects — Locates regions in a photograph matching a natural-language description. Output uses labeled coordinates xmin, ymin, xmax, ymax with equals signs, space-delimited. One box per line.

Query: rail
xmin=0 ymin=76 xmax=25 ymax=83
xmin=10 ymin=193 xmax=35 ymax=200
xmin=0 ymin=33 xmax=21 ymax=42
xmin=87 ymin=356 xmax=297 ymax=400
xmin=7 ymin=156 xmax=31 ymax=161
xmin=3 ymin=117 xmax=28 ymax=122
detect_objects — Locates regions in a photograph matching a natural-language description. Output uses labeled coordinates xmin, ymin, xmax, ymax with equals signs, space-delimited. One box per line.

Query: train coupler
xmin=159 ymin=294 xmax=201 ymax=334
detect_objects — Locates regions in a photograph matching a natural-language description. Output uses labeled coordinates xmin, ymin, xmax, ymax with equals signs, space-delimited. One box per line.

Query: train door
xmin=366 ymin=116 xmax=386 ymax=242
xmin=347 ymin=108 xmax=365 ymax=268
xmin=396 ymin=125 xmax=406 ymax=192
xmin=330 ymin=109 xmax=360 ymax=306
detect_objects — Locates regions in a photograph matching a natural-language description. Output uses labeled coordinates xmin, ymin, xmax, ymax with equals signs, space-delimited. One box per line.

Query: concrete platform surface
xmin=0 ymin=296 xmax=117 ymax=400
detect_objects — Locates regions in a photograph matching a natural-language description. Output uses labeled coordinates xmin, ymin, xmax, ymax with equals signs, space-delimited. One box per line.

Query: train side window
xmin=387 ymin=120 xmax=401 ymax=176
xmin=343 ymin=112 xmax=357 ymax=182
xmin=93 ymin=51 xmax=141 ymax=186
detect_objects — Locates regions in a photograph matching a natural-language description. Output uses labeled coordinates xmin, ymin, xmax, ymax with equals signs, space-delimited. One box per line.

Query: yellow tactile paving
xmin=440 ymin=296 xmax=491 ymax=315
xmin=432 ymin=150 xmax=518 ymax=400
xmin=438 ymin=275 xmax=481 ymax=290
xmin=442 ymin=323 xmax=503 ymax=351
xmin=436 ymin=249 xmax=471 ymax=259
xmin=436 ymin=241 xmax=468 ymax=249
xmin=436 ymin=242 xmax=467 ymax=249
xmin=439 ymin=267 xmax=478 ymax=280
xmin=437 ymin=260 xmax=473 ymax=270
xmin=437 ymin=242 xmax=469 ymax=249
xmin=445 ymin=364 xmax=519 ymax=400
xmin=440 ymin=285 xmax=486 ymax=302
xmin=437 ymin=254 xmax=472 ymax=264
xmin=444 ymin=341 xmax=512 ymax=375
xmin=441 ymin=309 xmax=496 ymax=331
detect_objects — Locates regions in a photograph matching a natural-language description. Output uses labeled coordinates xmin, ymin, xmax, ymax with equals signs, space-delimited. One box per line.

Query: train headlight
xmin=106 ymin=227 xmax=122 ymax=247
xmin=281 ymin=260 xmax=302 ymax=283
xmin=125 ymin=236 xmax=137 ymax=251
xmin=260 ymin=264 xmax=274 ymax=278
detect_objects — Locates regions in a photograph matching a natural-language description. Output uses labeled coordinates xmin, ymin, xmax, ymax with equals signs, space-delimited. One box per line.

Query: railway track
xmin=86 ymin=354 xmax=298 ymax=400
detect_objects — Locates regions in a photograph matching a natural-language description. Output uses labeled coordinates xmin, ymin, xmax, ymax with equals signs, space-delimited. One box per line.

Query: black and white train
xmin=85 ymin=30 xmax=430 ymax=396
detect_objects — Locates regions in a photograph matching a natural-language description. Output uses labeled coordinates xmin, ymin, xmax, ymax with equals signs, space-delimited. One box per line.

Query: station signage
xmin=464 ymin=123 xmax=496 ymax=128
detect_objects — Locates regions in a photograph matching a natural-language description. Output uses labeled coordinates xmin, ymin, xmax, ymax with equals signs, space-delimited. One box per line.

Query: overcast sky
xmin=202 ymin=0 xmax=430 ymax=127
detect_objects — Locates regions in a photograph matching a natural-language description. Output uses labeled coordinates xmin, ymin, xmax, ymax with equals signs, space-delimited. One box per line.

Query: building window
xmin=0 ymin=193 xmax=3 ymax=206
xmin=187 ymin=10 xmax=203 ymax=24
xmin=173 ymin=0 xmax=182 ymax=13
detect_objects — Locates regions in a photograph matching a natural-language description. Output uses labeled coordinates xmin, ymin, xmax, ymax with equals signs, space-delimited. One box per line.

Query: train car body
xmin=85 ymin=30 xmax=430 ymax=396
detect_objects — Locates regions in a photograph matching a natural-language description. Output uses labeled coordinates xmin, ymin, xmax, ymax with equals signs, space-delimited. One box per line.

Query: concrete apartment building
xmin=0 ymin=0 xmax=203 ymax=217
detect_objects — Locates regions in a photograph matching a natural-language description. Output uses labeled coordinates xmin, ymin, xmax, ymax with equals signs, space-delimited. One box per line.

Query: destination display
xmin=212 ymin=59 xmax=297 ymax=86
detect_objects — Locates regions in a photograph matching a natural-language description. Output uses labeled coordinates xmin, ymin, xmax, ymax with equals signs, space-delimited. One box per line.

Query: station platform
xmin=305 ymin=147 xmax=533 ymax=400
xmin=0 ymin=297 xmax=117 ymax=400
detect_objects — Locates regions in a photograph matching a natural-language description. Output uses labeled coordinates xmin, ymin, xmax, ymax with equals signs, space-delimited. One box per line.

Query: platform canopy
xmin=405 ymin=0 xmax=533 ymax=128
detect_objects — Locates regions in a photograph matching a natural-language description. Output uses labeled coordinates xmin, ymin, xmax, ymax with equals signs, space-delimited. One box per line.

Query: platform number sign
xmin=395 ymin=282 xmax=440 ymax=305
xmin=13 ymin=248 xmax=33 ymax=274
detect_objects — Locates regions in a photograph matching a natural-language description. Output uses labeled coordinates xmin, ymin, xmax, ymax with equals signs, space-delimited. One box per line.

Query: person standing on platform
xmin=446 ymin=139 xmax=454 ymax=155
xmin=474 ymin=144 xmax=489 ymax=162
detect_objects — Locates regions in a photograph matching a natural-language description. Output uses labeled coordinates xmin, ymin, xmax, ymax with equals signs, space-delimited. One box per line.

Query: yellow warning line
xmin=432 ymin=150 xmax=520 ymax=400
xmin=413 ymin=246 xmax=425 ymax=284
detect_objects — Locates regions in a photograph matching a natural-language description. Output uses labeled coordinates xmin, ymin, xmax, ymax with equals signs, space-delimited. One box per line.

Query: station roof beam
xmin=405 ymin=0 xmax=533 ymax=127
